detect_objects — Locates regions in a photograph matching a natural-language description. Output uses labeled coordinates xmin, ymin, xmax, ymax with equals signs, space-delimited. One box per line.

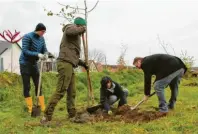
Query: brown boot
xmin=68 ymin=108 xmax=76 ymax=118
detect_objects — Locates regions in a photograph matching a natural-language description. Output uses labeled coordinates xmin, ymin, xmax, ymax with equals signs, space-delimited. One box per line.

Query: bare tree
xmin=157 ymin=34 xmax=176 ymax=55
xmin=117 ymin=44 xmax=128 ymax=70
xmin=88 ymin=49 xmax=106 ymax=64
xmin=180 ymin=50 xmax=195 ymax=69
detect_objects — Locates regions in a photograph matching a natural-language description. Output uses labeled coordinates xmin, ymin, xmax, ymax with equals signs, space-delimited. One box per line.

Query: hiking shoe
xmin=68 ymin=108 xmax=76 ymax=118
xmin=68 ymin=113 xmax=76 ymax=118
xmin=168 ymin=104 xmax=174 ymax=110
xmin=40 ymin=116 xmax=51 ymax=125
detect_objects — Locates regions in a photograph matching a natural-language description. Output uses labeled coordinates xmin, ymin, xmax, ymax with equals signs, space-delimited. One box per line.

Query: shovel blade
xmin=31 ymin=105 xmax=41 ymax=117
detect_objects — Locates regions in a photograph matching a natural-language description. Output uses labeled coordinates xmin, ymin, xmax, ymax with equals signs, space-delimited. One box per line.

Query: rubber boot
xmin=25 ymin=97 xmax=33 ymax=113
xmin=38 ymin=96 xmax=46 ymax=112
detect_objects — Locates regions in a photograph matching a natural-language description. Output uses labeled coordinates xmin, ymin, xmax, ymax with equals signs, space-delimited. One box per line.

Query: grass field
xmin=0 ymin=71 xmax=197 ymax=134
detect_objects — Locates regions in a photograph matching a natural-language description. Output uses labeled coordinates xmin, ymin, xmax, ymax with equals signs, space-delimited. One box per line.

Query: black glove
xmin=84 ymin=63 xmax=89 ymax=71
xmin=78 ymin=59 xmax=89 ymax=70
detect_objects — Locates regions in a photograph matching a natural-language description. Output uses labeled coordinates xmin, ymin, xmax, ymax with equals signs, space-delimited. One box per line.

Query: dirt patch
xmin=71 ymin=105 xmax=167 ymax=123
xmin=184 ymin=82 xmax=198 ymax=87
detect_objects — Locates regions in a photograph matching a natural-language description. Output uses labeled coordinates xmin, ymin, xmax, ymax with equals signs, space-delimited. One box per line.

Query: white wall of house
xmin=0 ymin=44 xmax=21 ymax=74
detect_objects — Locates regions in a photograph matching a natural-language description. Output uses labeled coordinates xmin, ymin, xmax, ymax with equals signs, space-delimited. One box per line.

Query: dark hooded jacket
xmin=100 ymin=76 xmax=127 ymax=111
xmin=57 ymin=24 xmax=86 ymax=67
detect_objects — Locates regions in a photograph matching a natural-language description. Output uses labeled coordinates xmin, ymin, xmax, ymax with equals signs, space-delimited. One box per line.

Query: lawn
xmin=0 ymin=71 xmax=197 ymax=134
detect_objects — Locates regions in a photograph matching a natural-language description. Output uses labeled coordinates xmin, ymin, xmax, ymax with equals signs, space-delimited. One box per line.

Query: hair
xmin=100 ymin=76 xmax=112 ymax=88
xmin=133 ymin=57 xmax=143 ymax=65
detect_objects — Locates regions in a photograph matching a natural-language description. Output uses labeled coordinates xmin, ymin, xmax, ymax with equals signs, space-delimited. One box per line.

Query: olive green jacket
xmin=57 ymin=24 xmax=86 ymax=67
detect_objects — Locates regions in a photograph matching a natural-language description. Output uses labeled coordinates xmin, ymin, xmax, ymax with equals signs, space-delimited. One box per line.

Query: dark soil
xmin=25 ymin=105 xmax=168 ymax=126
xmin=71 ymin=105 xmax=167 ymax=123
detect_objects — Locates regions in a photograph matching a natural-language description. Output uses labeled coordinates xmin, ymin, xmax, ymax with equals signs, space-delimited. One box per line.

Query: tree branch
xmin=57 ymin=2 xmax=85 ymax=10
xmin=157 ymin=34 xmax=169 ymax=54
xmin=88 ymin=0 xmax=99 ymax=13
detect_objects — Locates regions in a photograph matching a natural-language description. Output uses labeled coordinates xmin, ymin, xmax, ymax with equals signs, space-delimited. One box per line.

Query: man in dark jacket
xmin=19 ymin=23 xmax=49 ymax=114
xmin=100 ymin=76 xmax=128 ymax=115
xmin=41 ymin=17 xmax=88 ymax=123
xmin=133 ymin=54 xmax=187 ymax=113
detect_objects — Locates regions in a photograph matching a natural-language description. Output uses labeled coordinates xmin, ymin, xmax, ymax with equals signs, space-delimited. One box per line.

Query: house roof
xmin=0 ymin=40 xmax=21 ymax=55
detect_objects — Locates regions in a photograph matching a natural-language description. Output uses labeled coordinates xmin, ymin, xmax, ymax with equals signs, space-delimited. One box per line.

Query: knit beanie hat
xmin=35 ymin=23 xmax=46 ymax=31
xmin=74 ymin=17 xmax=86 ymax=26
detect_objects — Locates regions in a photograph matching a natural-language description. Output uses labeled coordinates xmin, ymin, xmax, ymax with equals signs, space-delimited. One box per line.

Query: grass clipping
xmin=70 ymin=105 xmax=167 ymax=123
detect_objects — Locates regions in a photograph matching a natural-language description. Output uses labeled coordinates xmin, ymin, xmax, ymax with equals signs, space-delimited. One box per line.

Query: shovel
xmin=86 ymin=104 xmax=102 ymax=114
xmin=130 ymin=92 xmax=156 ymax=111
xmin=31 ymin=59 xmax=44 ymax=117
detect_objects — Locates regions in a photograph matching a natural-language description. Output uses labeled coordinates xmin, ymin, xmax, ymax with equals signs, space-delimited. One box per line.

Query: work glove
xmin=45 ymin=52 xmax=55 ymax=59
xmin=38 ymin=53 xmax=47 ymax=60
xmin=108 ymin=110 xmax=113 ymax=115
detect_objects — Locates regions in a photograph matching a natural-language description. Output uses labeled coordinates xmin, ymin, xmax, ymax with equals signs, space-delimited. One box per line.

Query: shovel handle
xmin=149 ymin=92 xmax=156 ymax=97
xmin=131 ymin=92 xmax=156 ymax=110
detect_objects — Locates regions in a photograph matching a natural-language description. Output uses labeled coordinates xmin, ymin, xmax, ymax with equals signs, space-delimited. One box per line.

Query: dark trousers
xmin=20 ymin=64 xmax=42 ymax=98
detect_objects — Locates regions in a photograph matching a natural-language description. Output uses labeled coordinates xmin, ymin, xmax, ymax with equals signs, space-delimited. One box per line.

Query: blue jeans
xmin=108 ymin=89 xmax=128 ymax=105
xmin=154 ymin=68 xmax=184 ymax=112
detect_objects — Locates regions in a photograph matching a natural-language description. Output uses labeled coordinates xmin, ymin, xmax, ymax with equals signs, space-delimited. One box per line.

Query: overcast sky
xmin=0 ymin=0 xmax=198 ymax=66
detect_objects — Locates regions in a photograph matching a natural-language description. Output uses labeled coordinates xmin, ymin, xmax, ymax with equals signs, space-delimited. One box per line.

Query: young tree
xmin=44 ymin=0 xmax=99 ymax=106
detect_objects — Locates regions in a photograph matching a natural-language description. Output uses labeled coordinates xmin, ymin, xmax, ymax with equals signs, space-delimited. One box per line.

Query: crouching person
xmin=100 ymin=76 xmax=128 ymax=115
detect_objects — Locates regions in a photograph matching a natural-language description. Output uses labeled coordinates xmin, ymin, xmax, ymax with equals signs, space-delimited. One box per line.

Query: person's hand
xmin=81 ymin=26 xmax=86 ymax=33
xmin=108 ymin=110 xmax=113 ymax=115
xmin=38 ymin=53 xmax=46 ymax=60
xmin=84 ymin=64 xmax=89 ymax=71
xmin=48 ymin=52 xmax=55 ymax=58
xmin=143 ymin=95 xmax=149 ymax=101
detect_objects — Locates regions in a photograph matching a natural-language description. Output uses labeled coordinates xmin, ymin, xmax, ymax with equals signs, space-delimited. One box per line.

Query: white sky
xmin=0 ymin=0 xmax=198 ymax=66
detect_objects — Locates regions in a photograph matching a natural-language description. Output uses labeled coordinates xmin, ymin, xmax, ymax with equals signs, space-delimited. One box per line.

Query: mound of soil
xmin=184 ymin=82 xmax=198 ymax=87
xmin=71 ymin=105 xmax=167 ymax=123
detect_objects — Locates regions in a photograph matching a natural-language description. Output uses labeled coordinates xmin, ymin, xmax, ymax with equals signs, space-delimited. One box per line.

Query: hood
xmin=62 ymin=24 xmax=72 ymax=32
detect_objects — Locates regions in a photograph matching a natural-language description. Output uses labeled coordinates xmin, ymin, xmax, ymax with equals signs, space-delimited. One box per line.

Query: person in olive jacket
xmin=41 ymin=17 xmax=88 ymax=124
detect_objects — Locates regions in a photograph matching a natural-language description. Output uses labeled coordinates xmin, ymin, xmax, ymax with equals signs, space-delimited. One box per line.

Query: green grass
xmin=0 ymin=71 xmax=197 ymax=134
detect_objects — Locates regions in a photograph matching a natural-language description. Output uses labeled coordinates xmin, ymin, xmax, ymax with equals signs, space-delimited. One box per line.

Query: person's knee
xmin=154 ymin=82 xmax=163 ymax=91
xmin=108 ymin=95 xmax=117 ymax=105
xmin=123 ymin=89 xmax=129 ymax=97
